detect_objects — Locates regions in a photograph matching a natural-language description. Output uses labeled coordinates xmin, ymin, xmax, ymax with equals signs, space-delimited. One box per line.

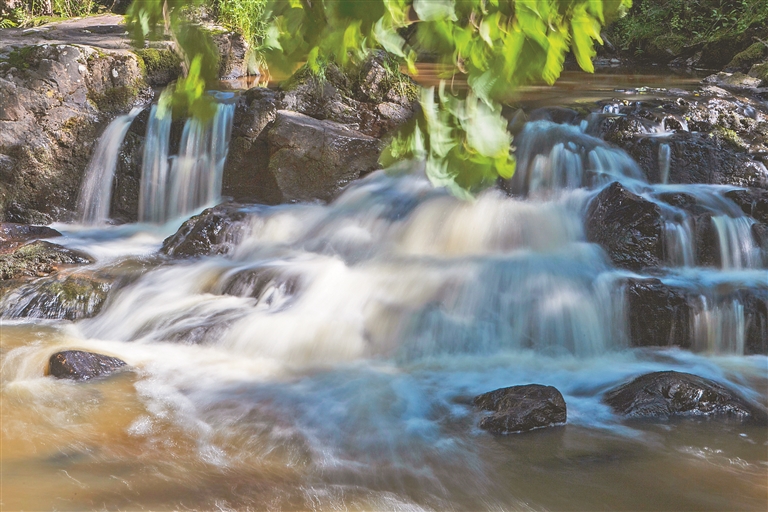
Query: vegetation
xmin=0 ymin=1 xmax=116 ymax=27
xmin=606 ymin=0 xmax=768 ymax=58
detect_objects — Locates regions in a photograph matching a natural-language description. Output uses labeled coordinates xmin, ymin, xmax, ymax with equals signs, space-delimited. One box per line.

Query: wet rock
xmin=161 ymin=203 xmax=249 ymax=258
xmin=603 ymin=371 xmax=767 ymax=424
xmin=585 ymin=182 xmax=664 ymax=271
xmin=48 ymin=350 xmax=127 ymax=381
xmin=213 ymin=32 xmax=252 ymax=80
xmin=0 ymin=222 xmax=61 ymax=248
xmin=474 ymin=384 xmax=567 ymax=434
xmin=222 ymin=266 xmax=300 ymax=310
xmin=0 ymin=273 xmax=111 ymax=320
xmin=702 ymin=72 xmax=763 ymax=92
xmin=724 ymin=42 xmax=768 ymax=74
xmin=625 ymin=278 xmax=691 ymax=349
xmin=735 ymin=287 xmax=768 ymax=355
xmin=0 ymin=44 xmax=149 ymax=222
xmin=266 ymin=111 xmax=383 ymax=203
xmin=0 ymin=241 xmax=93 ymax=280
xmin=725 ymin=189 xmax=768 ymax=224
xmin=133 ymin=48 xmax=183 ymax=87
xmin=110 ymin=129 xmax=144 ymax=223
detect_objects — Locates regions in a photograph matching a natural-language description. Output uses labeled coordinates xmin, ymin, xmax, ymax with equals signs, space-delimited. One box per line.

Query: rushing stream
xmin=1 ymin=75 xmax=767 ymax=511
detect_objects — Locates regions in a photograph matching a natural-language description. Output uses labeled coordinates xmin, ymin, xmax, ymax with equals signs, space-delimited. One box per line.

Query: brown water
xmin=2 ymin=72 xmax=768 ymax=511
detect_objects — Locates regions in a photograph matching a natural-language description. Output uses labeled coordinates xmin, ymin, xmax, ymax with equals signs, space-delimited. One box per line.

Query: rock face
xmin=161 ymin=203 xmax=250 ymax=258
xmin=0 ymin=241 xmax=93 ymax=280
xmin=0 ymin=222 xmax=61 ymax=249
xmin=474 ymin=384 xmax=567 ymax=434
xmin=725 ymin=189 xmax=768 ymax=224
xmin=267 ymin=111 xmax=383 ymax=203
xmin=625 ymin=278 xmax=690 ymax=349
xmin=212 ymin=32 xmax=251 ymax=80
xmin=48 ymin=350 xmax=127 ymax=381
xmin=585 ymin=182 xmax=664 ymax=271
xmin=0 ymin=44 xmax=149 ymax=222
xmin=603 ymin=371 xmax=767 ymax=423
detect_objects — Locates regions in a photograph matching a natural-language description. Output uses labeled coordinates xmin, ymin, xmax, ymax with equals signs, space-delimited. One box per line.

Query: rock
xmin=266 ymin=110 xmax=383 ymax=203
xmin=110 ymin=128 xmax=144 ymax=223
xmin=0 ymin=273 xmax=111 ymax=320
xmin=48 ymin=350 xmax=127 ymax=381
xmin=740 ymin=287 xmax=768 ymax=355
xmin=0 ymin=44 xmax=150 ymax=222
xmin=703 ymin=72 xmax=763 ymax=92
xmin=474 ymin=384 xmax=567 ymax=434
xmin=0 ymin=241 xmax=93 ymax=280
xmin=222 ymin=266 xmax=300 ymax=310
xmin=212 ymin=32 xmax=251 ymax=80
xmin=161 ymin=203 xmax=249 ymax=258
xmin=0 ymin=222 xmax=61 ymax=248
xmin=603 ymin=371 xmax=767 ymax=424
xmin=725 ymin=189 xmax=768 ymax=224
xmin=625 ymin=278 xmax=690 ymax=349
xmin=585 ymin=182 xmax=664 ymax=271
xmin=724 ymin=42 xmax=768 ymax=73
xmin=133 ymin=48 xmax=182 ymax=87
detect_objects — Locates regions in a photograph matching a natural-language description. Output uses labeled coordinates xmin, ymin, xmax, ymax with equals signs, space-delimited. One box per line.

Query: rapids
xmin=1 ymin=75 xmax=767 ymax=511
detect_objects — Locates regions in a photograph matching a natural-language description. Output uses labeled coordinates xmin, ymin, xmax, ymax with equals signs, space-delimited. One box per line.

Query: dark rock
xmin=48 ymin=350 xmax=127 ymax=381
xmin=0 ymin=241 xmax=93 ymax=280
xmin=625 ymin=278 xmax=690 ymax=349
xmin=0 ymin=273 xmax=111 ymax=320
xmin=266 ymin=111 xmax=383 ymax=203
xmin=585 ymin=182 xmax=664 ymax=271
xmin=474 ymin=384 xmax=567 ymax=434
xmin=0 ymin=222 xmax=61 ymax=247
xmin=724 ymin=42 xmax=768 ymax=74
xmin=737 ymin=287 xmax=768 ymax=355
xmin=110 ymin=129 xmax=144 ymax=223
xmin=222 ymin=266 xmax=300 ymax=310
xmin=161 ymin=203 xmax=249 ymax=258
xmin=603 ymin=371 xmax=767 ymax=423
xmin=212 ymin=32 xmax=251 ymax=80
xmin=725 ymin=189 xmax=768 ymax=224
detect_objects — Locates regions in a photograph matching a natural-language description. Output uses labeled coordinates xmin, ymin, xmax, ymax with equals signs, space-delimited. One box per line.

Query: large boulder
xmin=0 ymin=273 xmax=111 ymax=320
xmin=603 ymin=371 xmax=767 ymax=424
xmin=48 ymin=350 xmax=127 ymax=381
xmin=266 ymin=111 xmax=383 ymax=203
xmin=0 ymin=222 xmax=61 ymax=250
xmin=625 ymin=278 xmax=691 ymax=349
xmin=473 ymin=384 xmax=567 ymax=434
xmin=0 ymin=44 xmax=150 ymax=222
xmin=585 ymin=182 xmax=664 ymax=271
xmin=0 ymin=241 xmax=93 ymax=280
xmin=161 ymin=203 xmax=250 ymax=258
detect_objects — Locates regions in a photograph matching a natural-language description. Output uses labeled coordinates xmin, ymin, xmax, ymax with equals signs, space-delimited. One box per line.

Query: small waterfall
xmin=659 ymin=143 xmax=671 ymax=184
xmin=77 ymin=107 xmax=142 ymax=225
xmin=712 ymin=215 xmax=760 ymax=269
xmin=691 ymin=296 xmax=746 ymax=354
xmin=663 ymin=219 xmax=695 ymax=267
xmin=139 ymin=99 xmax=235 ymax=224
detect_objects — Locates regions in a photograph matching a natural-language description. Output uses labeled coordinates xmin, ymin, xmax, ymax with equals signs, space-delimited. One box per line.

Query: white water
xmin=77 ymin=107 xmax=142 ymax=225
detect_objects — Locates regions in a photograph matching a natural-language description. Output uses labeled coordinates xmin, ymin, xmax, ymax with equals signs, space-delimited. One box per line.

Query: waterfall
xmin=77 ymin=107 xmax=142 ymax=225
xmin=659 ymin=143 xmax=671 ymax=184
xmin=712 ymin=215 xmax=761 ymax=269
xmin=139 ymin=99 xmax=235 ymax=224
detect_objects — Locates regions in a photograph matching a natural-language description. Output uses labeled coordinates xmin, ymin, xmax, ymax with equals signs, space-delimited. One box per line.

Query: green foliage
xmin=126 ymin=0 xmax=630 ymax=195
xmin=607 ymin=0 xmax=768 ymax=55
xmin=0 ymin=1 xmax=110 ymax=27
xmin=211 ymin=0 xmax=269 ymax=47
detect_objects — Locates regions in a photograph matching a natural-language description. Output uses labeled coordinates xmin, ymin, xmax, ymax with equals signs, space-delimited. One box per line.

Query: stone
xmin=266 ymin=110 xmax=383 ymax=203
xmin=625 ymin=278 xmax=690 ymax=349
xmin=585 ymin=182 xmax=664 ymax=271
xmin=161 ymin=203 xmax=249 ymax=258
xmin=48 ymin=350 xmax=127 ymax=381
xmin=0 ymin=222 xmax=61 ymax=246
xmin=0 ymin=240 xmax=93 ymax=280
xmin=603 ymin=371 xmax=767 ymax=424
xmin=0 ymin=273 xmax=111 ymax=320
xmin=474 ymin=384 xmax=567 ymax=434
xmin=213 ymin=32 xmax=251 ymax=80
xmin=725 ymin=189 xmax=768 ymax=225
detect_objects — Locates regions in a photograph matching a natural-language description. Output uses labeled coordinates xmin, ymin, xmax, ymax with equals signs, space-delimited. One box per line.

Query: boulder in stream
xmin=474 ymin=384 xmax=567 ymax=434
xmin=161 ymin=203 xmax=249 ymax=258
xmin=585 ymin=182 xmax=664 ymax=271
xmin=603 ymin=371 xmax=767 ymax=423
xmin=1 ymin=273 xmax=111 ymax=320
xmin=0 ymin=241 xmax=93 ymax=280
xmin=48 ymin=350 xmax=127 ymax=381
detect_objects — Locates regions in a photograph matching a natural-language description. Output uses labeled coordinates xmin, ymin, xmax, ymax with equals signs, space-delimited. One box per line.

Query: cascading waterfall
xmin=712 ymin=215 xmax=761 ymax=269
xmin=139 ymin=96 xmax=235 ymax=223
xmin=77 ymin=107 xmax=143 ymax=225
xmin=659 ymin=142 xmax=671 ymax=184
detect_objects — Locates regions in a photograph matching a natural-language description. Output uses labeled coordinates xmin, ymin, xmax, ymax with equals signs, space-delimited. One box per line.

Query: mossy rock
xmin=749 ymin=62 xmax=768 ymax=85
xmin=88 ymin=84 xmax=143 ymax=113
xmin=134 ymin=48 xmax=183 ymax=87
xmin=725 ymin=42 xmax=768 ymax=72
xmin=0 ymin=241 xmax=93 ymax=280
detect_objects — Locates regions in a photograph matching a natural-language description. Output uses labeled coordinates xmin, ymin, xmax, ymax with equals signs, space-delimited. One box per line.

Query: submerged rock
xmin=48 ymin=350 xmax=127 ymax=381
xmin=0 ymin=241 xmax=93 ymax=280
xmin=603 ymin=371 xmax=767 ymax=424
xmin=625 ymin=278 xmax=690 ymax=349
xmin=585 ymin=182 xmax=664 ymax=271
xmin=474 ymin=384 xmax=567 ymax=434
xmin=161 ymin=203 xmax=249 ymax=258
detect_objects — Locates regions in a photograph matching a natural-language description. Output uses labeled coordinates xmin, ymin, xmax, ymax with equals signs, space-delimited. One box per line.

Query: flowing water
xmin=2 ymin=76 xmax=767 ymax=511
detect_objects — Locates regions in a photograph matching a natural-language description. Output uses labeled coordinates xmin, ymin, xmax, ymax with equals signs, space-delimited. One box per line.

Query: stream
xmin=1 ymin=72 xmax=767 ymax=511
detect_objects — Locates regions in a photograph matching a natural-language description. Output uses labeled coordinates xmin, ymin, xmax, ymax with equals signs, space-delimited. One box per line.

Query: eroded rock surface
xmin=161 ymin=203 xmax=250 ymax=258
xmin=474 ymin=384 xmax=567 ymax=434
xmin=0 ymin=241 xmax=93 ymax=280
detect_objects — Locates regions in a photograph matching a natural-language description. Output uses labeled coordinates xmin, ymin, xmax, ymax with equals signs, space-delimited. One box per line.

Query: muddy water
xmin=2 ymin=73 xmax=768 ymax=511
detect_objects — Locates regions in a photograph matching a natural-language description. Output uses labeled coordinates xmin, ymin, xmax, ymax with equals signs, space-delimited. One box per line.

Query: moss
xmin=133 ymin=48 xmax=182 ymax=86
xmin=726 ymin=42 xmax=768 ymax=70
xmin=749 ymin=62 xmax=768 ymax=83
xmin=88 ymin=84 xmax=141 ymax=113
xmin=0 ymin=241 xmax=93 ymax=281
xmin=711 ymin=126 xmax=746 ymax=150
xmin=6 ymin=46 xmax=37 ymax=71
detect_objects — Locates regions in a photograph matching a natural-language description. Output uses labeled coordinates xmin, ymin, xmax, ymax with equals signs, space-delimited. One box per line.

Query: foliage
xmin=0 ymin=1 xmax=113 ymax=27
xmin=606 ymin=0 xmax=768 ymax=56
xmin=126 ymin=0 xmax=630 ymax=194
xmin=210 ymin=0 xmax=269 ymax=47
